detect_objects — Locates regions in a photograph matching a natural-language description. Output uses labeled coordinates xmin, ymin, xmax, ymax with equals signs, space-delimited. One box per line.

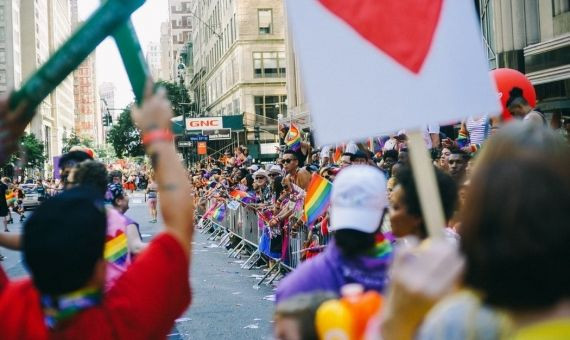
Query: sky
xmin=78 ymin=0 xmax=168 ymax=109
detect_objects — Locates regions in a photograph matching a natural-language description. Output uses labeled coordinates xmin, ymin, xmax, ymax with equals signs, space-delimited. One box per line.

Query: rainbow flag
xmin=285 ymin=123 xmax=302 ymax=151
xmin=229 ymin=189 xmax=256 ymax=204
xmin=304 ymin=173 xmax=333 ymax=225
xmin=211 ymin=203 xmax=227 ymax=222
xmin=104 ymin=230 xmax=128 ymax=265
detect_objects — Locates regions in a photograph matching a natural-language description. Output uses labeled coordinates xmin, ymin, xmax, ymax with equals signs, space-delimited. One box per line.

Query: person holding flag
xmin=276 ymin=165 xmax=393 ymax=303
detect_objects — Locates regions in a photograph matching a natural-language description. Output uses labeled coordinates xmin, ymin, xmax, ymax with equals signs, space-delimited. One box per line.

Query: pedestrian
xmin=146 ymin=175 xmax=158 ymax=223
xmin=276 ymin=165 xmax=392 ymax=303
xmin=507 ymin=87 xmax=547 ymax=126
xmin=447 ymin=149 xmax=469 ymax=183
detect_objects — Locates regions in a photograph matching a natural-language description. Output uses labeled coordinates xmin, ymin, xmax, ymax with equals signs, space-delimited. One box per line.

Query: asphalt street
xmin=1 ymin=191 xmax=276 ymax=339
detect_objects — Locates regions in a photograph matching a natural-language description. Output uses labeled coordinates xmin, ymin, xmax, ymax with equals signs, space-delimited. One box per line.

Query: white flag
xmin=286 ymin=0 xmax=501 ymax=145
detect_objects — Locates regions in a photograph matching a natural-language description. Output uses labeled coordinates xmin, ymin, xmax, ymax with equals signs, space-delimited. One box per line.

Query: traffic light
xmin=102 ymin=114 xmax=112 ymax=127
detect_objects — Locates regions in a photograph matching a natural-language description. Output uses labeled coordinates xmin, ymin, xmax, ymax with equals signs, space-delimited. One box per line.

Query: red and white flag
xmin=286 ymin=0 xmax=501 ymax=145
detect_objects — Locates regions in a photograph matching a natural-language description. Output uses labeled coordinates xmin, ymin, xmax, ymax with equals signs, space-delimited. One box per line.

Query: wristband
xmin=142 ymin=129 xmax=173 ymax=145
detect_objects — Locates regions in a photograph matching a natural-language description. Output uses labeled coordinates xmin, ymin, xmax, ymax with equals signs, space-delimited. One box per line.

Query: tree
xmin=155 ymin=80 xmax=193 ymax=117
xmin=10 ymin=133 xmax=46 ymax=170
xmin=62 ymin=130 xmax=93 ymax=153
xmin=107 ymin=106 xmax=145 ymax=159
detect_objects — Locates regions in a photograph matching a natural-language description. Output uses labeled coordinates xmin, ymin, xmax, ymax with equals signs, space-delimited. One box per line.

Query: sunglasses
xmin=282 ymin=159 xmax=295 ymax=163
xmin=255 ymin=177 xmax=266 ymax=180
xmin=268 ymin=173 xmax=278 ymax=177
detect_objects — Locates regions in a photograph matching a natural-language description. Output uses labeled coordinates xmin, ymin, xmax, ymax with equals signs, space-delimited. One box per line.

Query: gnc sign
xmin=186 ymin=117 xmax=223 ymax=131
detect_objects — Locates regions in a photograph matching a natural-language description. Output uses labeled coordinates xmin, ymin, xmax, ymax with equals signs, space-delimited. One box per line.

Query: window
xmin=0 ymin=51 xmax=5 ymax=64
xmin=254 ymin=95 xmax=287 ymax=122
xmin=0 ymin=7 xmax=5 ymax=22
xmin=258 ymin=9 xmax=272 ymax=34
xmin=553 ymin=0 xmax=570 ymax=15
xmin=0 ymin=70 xmax=6 ymax=84
xmin=0 ymin=28 xmax=5 ymax=43
xmin=253 ymin=52 xmax=286 ymax=78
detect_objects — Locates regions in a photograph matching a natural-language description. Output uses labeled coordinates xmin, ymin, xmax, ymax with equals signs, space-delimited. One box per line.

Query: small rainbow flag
xmin=104 ymin=231 xmax=128 ymax=265
xmin=285 ymin=123 xmax=302 ymax=151
xmin=229 ymin=189 xmax=256 ymax=204
xmin=304 ymin=173 xmax=333 ymax=225
xmin=211 ymin=203 xmax=227 ymax=222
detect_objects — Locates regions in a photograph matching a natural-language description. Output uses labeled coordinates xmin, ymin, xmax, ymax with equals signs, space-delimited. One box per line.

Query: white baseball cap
xmin=330 ymin=165 xmax=388 ymax=234
xmin=247 ymin=164 xmax=259 ymax=172
xmin=268 ymin=164 xmax=283 ymax=175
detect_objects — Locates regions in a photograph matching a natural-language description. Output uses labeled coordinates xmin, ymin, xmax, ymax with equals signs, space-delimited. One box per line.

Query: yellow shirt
xmin=513 ymin=318 xmax=570 ymax=340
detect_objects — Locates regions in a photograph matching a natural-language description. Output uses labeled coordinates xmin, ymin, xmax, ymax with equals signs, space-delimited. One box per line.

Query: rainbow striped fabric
xmin=211 ymin=203 xmax=227 ymax=222
xmin=229 ymin=189 xmax=256 ymax=204
xmin=104 ymin=230 xmax=128 ymax=266
xmin=285 ymin=123 xmax=302 ymax=151
xmin=304 ymin=173 xmax=333 ymax=224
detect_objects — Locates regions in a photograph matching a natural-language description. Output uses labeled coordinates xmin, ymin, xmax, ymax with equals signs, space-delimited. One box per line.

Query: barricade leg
xmin=241 ymin=249 xmax=260 ymax=269
xmin=218 ymin=232 xmax=231 ymax=246
xmin=256 ymin=260 xmax=280 ymax=287
xmin=228 ymin=240 xmax=244 ymax=257
xmin=232 ymin=241 xmax=247 ymax=258
xmin=267 ymin=263 xmax=282 ymax=285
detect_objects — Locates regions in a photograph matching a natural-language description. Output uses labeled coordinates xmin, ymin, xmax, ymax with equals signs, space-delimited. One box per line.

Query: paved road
xmin=1 ymin=191 xmax=276 ymax=339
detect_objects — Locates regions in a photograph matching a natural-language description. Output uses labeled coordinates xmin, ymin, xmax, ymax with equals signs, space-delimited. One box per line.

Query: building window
xmin=553 ymin=0 xmax=570 ymax=15
xmin=253 ymin=52 xmax=286 ymax=78
xmin=0 ymin=70 xmax=6 ymax=84
xmin=254 ymin=95 xmax=287 ymax=122
xmin=258 ymin=9 xmax=272 ymax=35
xmin=44 ymin=126 xmax=51 ymax=159
xmin=0 ymin=51 xmax=6 ymax=64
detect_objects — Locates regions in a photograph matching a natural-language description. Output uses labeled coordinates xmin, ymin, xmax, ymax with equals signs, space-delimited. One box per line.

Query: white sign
xmin=185 ymin=117 xmax=223 ymax=131
xmin=286 ymin=0 xmax=501 ymax=145
xmin=260 ymin=143 xmax=280 ymax=155
xmin=203 ymin=128 xmax=232 ymax=140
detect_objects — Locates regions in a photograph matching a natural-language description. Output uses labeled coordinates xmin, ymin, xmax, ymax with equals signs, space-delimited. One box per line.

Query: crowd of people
xmin=0 ymin=80 xmax=568 ymax=339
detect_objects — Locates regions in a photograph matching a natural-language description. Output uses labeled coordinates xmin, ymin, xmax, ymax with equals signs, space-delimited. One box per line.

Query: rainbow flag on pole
xmin=229 ymin=189 xmax=256 ymax=204
xmin=211 ymin=203 xmax=227 ymax=222
xmin=285 ymin=123 xmax=302 ymax=151
xmin=304 ymin=173 xmax=333 ymax=225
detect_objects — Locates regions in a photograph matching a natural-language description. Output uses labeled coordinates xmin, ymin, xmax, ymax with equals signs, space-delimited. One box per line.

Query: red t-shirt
xmin=0 ymin=233 xmax=191 ymax=339
xmin=0 ymin=265 xmax=7 ymax=294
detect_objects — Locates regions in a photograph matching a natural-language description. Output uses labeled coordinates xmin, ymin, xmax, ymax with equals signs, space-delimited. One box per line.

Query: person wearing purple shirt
xmin=276 ymin=165 xmax=393 ymax=303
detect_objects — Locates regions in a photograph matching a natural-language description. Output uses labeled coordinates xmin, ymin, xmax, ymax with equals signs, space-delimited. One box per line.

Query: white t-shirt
xmin=397 ymin=124 xmax=440 ymax=148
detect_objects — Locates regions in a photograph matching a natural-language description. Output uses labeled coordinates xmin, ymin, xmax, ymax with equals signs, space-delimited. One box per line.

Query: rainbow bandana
xmin=42 ymin=286 xmax=102 ymax=329
xmin=104 ymin=230 xmax=128 ymax=265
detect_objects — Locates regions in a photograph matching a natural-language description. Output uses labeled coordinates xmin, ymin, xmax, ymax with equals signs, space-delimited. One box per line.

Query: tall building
xmin=189 ymin=0 xmax=287 ymax=142
xmin=169 ymin=0 xmax=193 ymax=80
xmin=48 ymin=0 xmax=75 ymax=154
xmin=146 ymin=41 xmax=161 ymax=80
xmin=478 ymin=0 xmax=570 ymax=121
xmin=20 ymin=0 xmax=57 ymax=163
xmin=70 ymin=0 xmax=103 ymax=146
xmin=160 ymin=21 xmax=173 ymax=81
xmin=0 ymin=0 xmax=23 ymax=95
xmin=99 ymin=82 xmax=117 ymax=122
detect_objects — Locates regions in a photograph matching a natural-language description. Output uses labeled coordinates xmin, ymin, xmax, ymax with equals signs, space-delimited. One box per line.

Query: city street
xmin=1 ymin=192 xmax=276 ymax=340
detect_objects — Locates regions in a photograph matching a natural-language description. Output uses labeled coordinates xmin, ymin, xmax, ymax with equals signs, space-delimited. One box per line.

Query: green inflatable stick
xmin=8 ymin=0 xmax=146 ymax=122
xmin=112 ymin=21 xmax=150 ymax=106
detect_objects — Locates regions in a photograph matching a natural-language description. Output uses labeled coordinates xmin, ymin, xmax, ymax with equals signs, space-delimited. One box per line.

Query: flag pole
xmin=407 ymin=130 xmax=445 ymax=239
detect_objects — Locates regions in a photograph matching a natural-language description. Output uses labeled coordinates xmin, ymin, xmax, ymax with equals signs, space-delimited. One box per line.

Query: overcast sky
xmin=78 ymin=0 xmax=168 ymax=108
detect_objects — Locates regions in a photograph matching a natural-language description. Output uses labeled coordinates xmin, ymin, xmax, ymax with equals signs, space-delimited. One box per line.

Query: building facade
xmin=478 ymin=0 xmax=570 ymax=122
xmin=190 ymin=0 xmax=287 ymax=143
xmin=70 ymin=0 xmax=103 ymax=146
xmin=146 ymin=41 xmax=162 ymax=80
xmin=0 ymin=0 xmax=22 ymax=96
xmin=160 ymin=21 xmax=173 ymax=81
xmin=169 ymin=0 xmax=193 ymax=80
xmin=99 ymin=82 xmax=117 ymax=123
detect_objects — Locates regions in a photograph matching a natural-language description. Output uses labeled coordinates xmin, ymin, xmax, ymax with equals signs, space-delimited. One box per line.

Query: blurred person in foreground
xmin=380 ymin=123 xmax=570 ymax=340
xmin=276 ymin=165 xmax=392 ymax=303
xmin=0 ymin=84 xmax=195 ymax=338
xmin=274 ymin=292 xmax=336 ymax=340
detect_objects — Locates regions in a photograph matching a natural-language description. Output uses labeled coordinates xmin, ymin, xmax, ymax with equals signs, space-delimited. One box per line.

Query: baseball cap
xmin=253 ymin=169 xmax=269 ymax=179
xmin=330 ymin=165 xmax=388 ymax=234
xmin=268 ymin=164 xmax=283 ymax=175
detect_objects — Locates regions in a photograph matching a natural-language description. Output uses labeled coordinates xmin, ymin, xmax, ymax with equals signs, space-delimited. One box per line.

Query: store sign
xmin=197 ymin=142 xmax=207 ymax=155
xmin=203 ymin=128 xmax=232 ymax=140
xmin=178 ymin=141 xmax=193 ymax=148
xmin=189 ymin=134 xmax=209 ymax=142
xmin=186 ymin=117 xmax=223 ymax=131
